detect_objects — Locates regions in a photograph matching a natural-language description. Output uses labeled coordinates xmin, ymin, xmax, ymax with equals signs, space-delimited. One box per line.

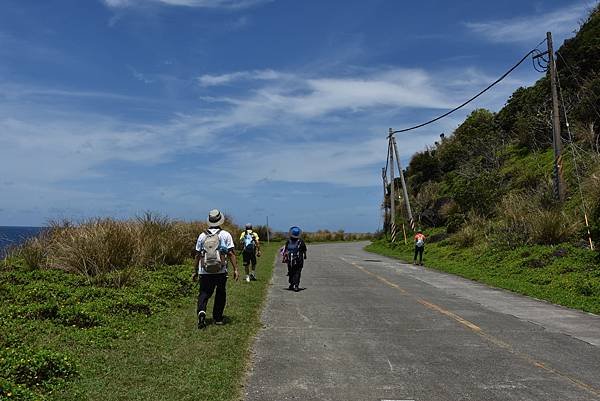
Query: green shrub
xmin=0 ymin=348 xmax=78 ymax=388
xmin=57 ymin=306 xmax=102 ymax=328
xmin=0 ymin=379 xmax=39 ymax=401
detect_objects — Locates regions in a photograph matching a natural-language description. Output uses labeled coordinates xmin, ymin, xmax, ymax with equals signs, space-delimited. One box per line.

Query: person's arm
xmin=192 ymin=234 xmax=204 ymax=281
xmin=227 ymin=248 xmax=240 ymax=280
xmin=301 ymin=240 xmax=307 ymax=259
xmin=192 ymin=251 xmax=201 ymax=281
xmin=254 ymin=233 xmax=261 ymax=256
xmin=223 ymin=232 xmax=239 ymax=280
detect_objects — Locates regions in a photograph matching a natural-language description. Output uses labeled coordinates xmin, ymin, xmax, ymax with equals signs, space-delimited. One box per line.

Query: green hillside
xmin=371 ymin=6 xmax=600 ymax=312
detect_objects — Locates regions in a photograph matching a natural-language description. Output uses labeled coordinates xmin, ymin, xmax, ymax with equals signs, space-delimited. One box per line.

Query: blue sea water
xmin=0 ymin=226 xmax=44 ymax=255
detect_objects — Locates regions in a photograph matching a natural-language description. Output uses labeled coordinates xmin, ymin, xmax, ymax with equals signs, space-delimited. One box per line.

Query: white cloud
xmin=465 ymin=2 xmax=595 ymax=43
xmin=0 ymin=63 xmax=532 ymax=196
xmin=102 ymin=0 xmax=271 ymax=9
xmin=197 ymin=69 xmax=283 ymax=86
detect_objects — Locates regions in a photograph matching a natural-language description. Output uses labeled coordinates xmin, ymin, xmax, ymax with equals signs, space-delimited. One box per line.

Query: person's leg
xmin=250 ymin=253 xmax=257 ymax=279
xmin=287 ymin=262 xmax=293 ymax=288
xmin=212 ymin=273 xmax=228 ymax=322
xmin=197 ymin=274 xmax=217 ymax=314
xmin=242 ymin=252 xmax=251 ymax=280
xmin=413 ymin=246 xmax=418 ymax=264
xmin=291 ymin=262 xmax=303 ymax=290
xmin=418 ymin=247 xmax=424 ymax=264
xmin=197 ymin=274 xmax=217 ymax=328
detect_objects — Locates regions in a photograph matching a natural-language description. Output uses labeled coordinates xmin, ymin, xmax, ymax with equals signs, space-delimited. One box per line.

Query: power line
xmin=387 ymin=38 xmax=548 ymax=138
xmin=556 ymin=61 xmax=595 ymax=250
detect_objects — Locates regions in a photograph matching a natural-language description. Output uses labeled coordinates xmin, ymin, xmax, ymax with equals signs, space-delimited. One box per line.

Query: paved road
xmin=244 ymin=242 xmax=600 ymax=401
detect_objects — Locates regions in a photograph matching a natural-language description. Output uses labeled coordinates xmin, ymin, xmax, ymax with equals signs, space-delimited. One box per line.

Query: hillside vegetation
xmin=372 ymin=6 xmax=600 ymax=311
xmin=0 ymin=215 xmax=282 ymax=400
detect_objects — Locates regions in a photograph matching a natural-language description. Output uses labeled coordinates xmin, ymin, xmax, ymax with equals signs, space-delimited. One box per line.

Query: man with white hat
xmin=193 ymin=209 xmax=239 ymax=329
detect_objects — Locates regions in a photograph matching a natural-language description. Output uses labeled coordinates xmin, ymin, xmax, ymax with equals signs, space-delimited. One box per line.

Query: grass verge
xmin=1 ymin=243 xmax=280 ymax=401
xmin=366 ymin=239 xmax=600 ymax=315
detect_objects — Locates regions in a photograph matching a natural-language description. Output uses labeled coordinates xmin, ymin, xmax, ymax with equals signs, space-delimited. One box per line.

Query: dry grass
xmin=5 ymin=213 xmax=240 ymax=283
xmin=450 ymin=212 xmax=488 ymax=248
xmin=494 ymin=192 xmax=580 ymax=247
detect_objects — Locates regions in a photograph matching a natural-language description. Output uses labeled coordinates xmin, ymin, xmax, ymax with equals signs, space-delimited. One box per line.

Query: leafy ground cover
xmin=366 ymin=238 xmax=600 ymax=314
xmin=0 ymin=243 xmax=280 ymax=401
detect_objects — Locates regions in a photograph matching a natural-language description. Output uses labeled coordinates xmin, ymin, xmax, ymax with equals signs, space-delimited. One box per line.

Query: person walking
xmin=283 ymin=226 xmax=307 ymax=292
xmin=413 ymin=228 xmax=426 ymax=266
xmin=239 ymin=223 xmax=261 ymax=282
xmin=192 ymin=209 xmax=239 ymax=329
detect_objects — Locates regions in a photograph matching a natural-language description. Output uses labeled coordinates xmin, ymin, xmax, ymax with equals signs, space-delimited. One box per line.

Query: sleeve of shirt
xmin=253 ymin=232 xmax=260 ymax=241
xmin=222 ymin=231 xmax=235 ymax=251
xmin=239 ymin=232 xmax=244 ymax=241
xmin=195 ymin=233 xmax=205 ymax=252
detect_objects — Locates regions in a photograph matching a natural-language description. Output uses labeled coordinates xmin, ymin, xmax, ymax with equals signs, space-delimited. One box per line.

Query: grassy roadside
xmin=1 ymin=243 xmax=280 ymax=401
xmin=366 ymin=239 xmax=600 ymax=315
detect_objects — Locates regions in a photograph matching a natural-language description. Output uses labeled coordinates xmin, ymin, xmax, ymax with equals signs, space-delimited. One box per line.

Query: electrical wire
xmin=556 ymin=58 xmax=595 ymax=250
xmin=387 ymin=38 xmax=548 ymax=138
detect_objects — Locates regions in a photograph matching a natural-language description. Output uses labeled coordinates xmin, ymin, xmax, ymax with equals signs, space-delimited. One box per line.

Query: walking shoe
xmin=288 ymin=284 xmax=294 ymax=290
xmin=245 ymin=275 xmax=251 ymax=283
xmin=197 ymin=311 xmax=206 ymax=329
xmin=214 ymin=320 xmax=225 ymax=326
xmin=250 ymin=274 xmax=257 ymax=281
xmin=293 ymin=285 xmax=299 ymax=292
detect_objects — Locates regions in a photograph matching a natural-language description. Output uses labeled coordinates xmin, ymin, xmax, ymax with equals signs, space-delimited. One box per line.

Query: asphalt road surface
xmin=244 ymin=242 xmax=600 ymax=401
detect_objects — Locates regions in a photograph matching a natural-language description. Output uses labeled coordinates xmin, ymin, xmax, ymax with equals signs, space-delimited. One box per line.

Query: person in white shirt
xmin=192 ymin=209 xmax=239 ymax=328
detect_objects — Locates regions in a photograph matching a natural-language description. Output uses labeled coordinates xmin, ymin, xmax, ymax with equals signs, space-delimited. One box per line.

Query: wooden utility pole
xmin=547 ymin=31 xmax=566 ymax=202
xmin=392 ymin=136 xmax=414 ymax=230
xmin=382 ymin=167 xmax=389 ymax=233
xmin=266 ymin=216 xmax=270 ymax=243
xmin=388 ymin=135 xmax=397 ymax=242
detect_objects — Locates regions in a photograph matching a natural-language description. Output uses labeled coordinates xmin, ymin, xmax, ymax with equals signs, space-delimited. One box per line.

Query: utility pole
xmin=382 ymin=167 xmax=389 ymax=234
xmin=388 ymin=133 xmax=397 ymax=242
xmin=266 ymin=216 xmax=270 ymax=243
xmin=392 ymin=136 xmax=414 ymax=230
xmin=547 ymin=31 xmax=566 ymax=202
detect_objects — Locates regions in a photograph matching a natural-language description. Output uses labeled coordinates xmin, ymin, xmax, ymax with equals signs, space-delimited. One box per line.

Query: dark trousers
xmin=242 ymin=251 xmax=257 ymax=272
xmin=287 ymin=261 xmax=303 ymax=287
xmin=197 ymin=273 xmax=227 ymax=321
xmin=414 ymin=246 xmax=424 ymax=263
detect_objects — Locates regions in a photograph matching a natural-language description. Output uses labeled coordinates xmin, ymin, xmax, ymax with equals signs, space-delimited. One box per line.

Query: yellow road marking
xmin=345 ymin=259 xmax=600 ymax=398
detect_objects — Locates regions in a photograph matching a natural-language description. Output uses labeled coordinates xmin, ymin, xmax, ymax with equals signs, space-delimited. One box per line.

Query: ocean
xmin=0 ymin=226 xmax=44 ymax=256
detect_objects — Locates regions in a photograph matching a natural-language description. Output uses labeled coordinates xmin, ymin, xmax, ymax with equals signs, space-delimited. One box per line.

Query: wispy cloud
xmin=197 ymin=69 xmax=283 ymax=86
xmin=102 ymin=0 xmax=271 ymax=9
xmin=464 ymin=2 xmax=595 ymax=43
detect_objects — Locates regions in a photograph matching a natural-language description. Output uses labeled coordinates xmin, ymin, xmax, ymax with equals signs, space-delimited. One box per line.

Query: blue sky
xmin=0 ymin=0 xmax=597 ymax=231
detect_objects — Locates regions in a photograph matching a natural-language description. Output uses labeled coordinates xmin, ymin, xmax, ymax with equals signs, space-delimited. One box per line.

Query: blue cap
xmin=290 ymin=226 xmax=301 ymax=238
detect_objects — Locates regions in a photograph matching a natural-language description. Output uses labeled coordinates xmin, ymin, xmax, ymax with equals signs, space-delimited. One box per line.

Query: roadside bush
xmin=0 ymin=379 xmax=38 ymax=401
xmin=10 ymin=235 xmax=48 ymax=271
xmin=493 ymin=192 xmax=580 ymax=248
xmin=3 ymin=214 xmax=233 ymax=278
xmin=46 ymin=218 xmax=137 ymax=277
xmin=0 ymin=348 xmax=78 ymax=389
xmin=449 ymin=213 xmax=488 ymax=248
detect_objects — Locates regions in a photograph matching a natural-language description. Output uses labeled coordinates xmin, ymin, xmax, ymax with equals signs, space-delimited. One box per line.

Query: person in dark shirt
xmin=283 ymin=226 xmax=307 ymax=292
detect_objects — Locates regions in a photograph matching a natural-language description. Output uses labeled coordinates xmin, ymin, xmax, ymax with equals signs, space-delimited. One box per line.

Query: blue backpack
xmin=243 ymin=231 xmax=256 ymax=253
xmin=286 ymin=239 xmax=303 ymax=266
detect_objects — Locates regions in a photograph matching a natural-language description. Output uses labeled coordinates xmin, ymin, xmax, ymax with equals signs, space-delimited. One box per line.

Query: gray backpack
xmin=202 ymin=230 xmax=222 ymax=273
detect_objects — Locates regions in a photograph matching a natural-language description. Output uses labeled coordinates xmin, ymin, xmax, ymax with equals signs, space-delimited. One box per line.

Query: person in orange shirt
xmin=413 ymin=229 xmax=426 ymax=266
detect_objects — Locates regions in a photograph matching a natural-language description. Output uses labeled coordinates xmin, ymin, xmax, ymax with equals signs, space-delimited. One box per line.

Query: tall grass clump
xmin=4 ymin=213 xmax=240 ymax=282
xmin=450 ymin=213 xmax=488 ymax=248
xmin=47 ymin=218 xmax=137 ymax=278
xmin=493 ymin=192 xmax=580 ymax=248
